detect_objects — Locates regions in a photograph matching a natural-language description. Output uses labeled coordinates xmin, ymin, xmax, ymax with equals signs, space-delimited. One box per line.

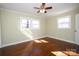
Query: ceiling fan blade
xmin=34 ymin=7 xmax=40 ymax=9
xmin=34 ymin=3 xmax=52 ymax=13
xmin=45 ymin=7 xmax=52 ymax=9
xmin=37 ymin=10 xmax=40 ymax=13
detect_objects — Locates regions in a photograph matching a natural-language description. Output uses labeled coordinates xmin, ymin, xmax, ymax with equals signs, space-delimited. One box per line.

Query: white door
xmin=75 ymin=14 xmax=79 ymax=45
xmin=0 ymin=22 xmax=1 ymax=48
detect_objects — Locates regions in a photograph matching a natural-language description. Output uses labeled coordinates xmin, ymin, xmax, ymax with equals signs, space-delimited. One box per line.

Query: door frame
xmin=75 ymin=13 xmax=79 ymax=45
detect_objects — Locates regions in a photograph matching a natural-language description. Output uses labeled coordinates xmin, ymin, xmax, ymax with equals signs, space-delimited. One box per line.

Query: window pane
xmin=21 ymin=19 xmax=27 ymax=28
xmin=20 ymin=17 xmax=40 ymax=29
xmin=58 ymin=16 xmax=71 ymax=29
xmin=31 ymin=20 xmax=40 ymax=29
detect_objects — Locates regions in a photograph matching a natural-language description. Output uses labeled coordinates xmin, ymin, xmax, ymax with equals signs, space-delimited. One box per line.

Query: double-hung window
xmin=20 ymin=17 xmax=40 ymax=30
xmin=57 ymin=16 xmax=71 ymax=29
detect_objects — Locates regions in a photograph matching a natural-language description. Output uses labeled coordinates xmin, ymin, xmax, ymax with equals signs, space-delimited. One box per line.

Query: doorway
xmin=75 ymin=14 xmax=79 ymax=45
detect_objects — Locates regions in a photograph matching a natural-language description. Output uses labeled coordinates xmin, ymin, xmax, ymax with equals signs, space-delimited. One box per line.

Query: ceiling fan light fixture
xmin=34 ymin=3 xmax=52 ymax=13
xmin=40 ymin=9 xmax=45 ymax=13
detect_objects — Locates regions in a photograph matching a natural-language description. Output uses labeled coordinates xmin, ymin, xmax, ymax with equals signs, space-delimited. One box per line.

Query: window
xmin=21 ymin=19 xmax=29 ymax=28
xmin=20 ymin=17 xmax=40 ymax=29
xmin=30 ymin=20 xmax=40 ymax=29
xmin=58 ymin=16 xmax=71 ymax=29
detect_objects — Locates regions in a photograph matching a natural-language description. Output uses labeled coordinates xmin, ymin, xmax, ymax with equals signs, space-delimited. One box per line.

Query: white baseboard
xmin=48 ymin=36 xmax=76 ymax=44
xmin=1 ymin=36 xmax=46 ymax=48
xmin=1 ymin=36 xmax=78 ymax=48
xmin=1 ymin=39 xmax=30 ymax=48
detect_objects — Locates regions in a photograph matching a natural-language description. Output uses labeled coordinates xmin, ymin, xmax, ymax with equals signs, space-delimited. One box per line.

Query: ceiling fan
xmin=34 ymin=3 xmax=52 ymax=13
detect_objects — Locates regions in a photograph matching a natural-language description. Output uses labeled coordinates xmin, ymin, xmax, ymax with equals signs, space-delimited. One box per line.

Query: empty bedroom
xmin=0 ymin=3 xmax=79 ymax=56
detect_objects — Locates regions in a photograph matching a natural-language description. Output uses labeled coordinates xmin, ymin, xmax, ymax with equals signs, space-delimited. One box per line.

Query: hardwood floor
xmin=1 ymin=37 xmax=79 ymax=56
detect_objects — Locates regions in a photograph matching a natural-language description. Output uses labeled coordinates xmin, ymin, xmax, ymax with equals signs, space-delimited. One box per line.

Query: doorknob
xmin=75 ymin=30 xmax=77 ymax=32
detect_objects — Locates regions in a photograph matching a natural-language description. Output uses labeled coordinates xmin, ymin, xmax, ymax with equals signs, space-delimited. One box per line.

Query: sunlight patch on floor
xmin=33 ymin=40 xmax=42 ymax=43
xmin=64 ymin=51 xmax=79 ymax=56
xmin=51 ymin=51 xmax=79 ymax=56
xmin=33 ymin=40 xmax=48 ymax=43
xmin=40 ymin=40 xmax=48 ymax=43
xmin=51 ymin=51 xmax=67 ymax=56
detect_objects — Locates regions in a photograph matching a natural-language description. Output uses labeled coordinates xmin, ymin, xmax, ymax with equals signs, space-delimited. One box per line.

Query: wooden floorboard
xmin=1 ymin=37 xmax=79 ymax=56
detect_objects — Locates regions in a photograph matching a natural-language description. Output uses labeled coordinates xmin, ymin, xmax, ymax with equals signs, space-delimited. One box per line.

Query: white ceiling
xmin=0 ymin=3 xmax=79 ymax=16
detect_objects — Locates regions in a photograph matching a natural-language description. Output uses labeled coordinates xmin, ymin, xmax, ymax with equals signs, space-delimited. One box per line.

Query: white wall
xmin=1 ymin=8 xmax=79 ymax=48
xmin=0 ymin=9 xmax=46 ymax=47
xmin=0 ymin=17 xmax=1 ymax=48
xmin=0 ymin=10 xmax=1 ymax=48
xmin=46 ymin=9 xmax=79 ymax=43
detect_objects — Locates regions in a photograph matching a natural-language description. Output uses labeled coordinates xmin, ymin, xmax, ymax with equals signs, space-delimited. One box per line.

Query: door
xmin=0 ymin=22 xmax=1 ymax=48
xmin=75 ymin=14 xmax=79 ymax=45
